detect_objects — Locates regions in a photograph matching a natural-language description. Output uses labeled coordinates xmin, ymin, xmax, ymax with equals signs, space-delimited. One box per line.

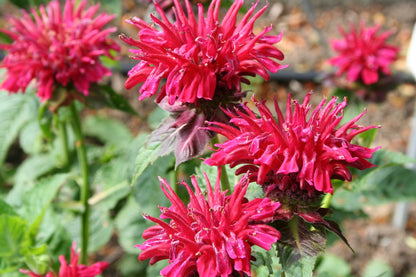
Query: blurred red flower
xmin=205 ymin=93 xmax=379 ymax=196
xmin=20 ymin=243 xmax=108 ymax=277
xmin=138 ymin=173 xmax=281 ymax=277
xmin=0 ymin=0 xmax=120 ymax=101
xmin=328 ymin=22 xmax=399 ymax=85
xmin=121 ymin=0 xmax=286 ymax=105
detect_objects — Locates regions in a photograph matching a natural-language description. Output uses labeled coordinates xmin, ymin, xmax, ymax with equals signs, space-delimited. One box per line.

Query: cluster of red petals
xmin=121 ymin=0 xmax=286 ymax=105
xmin=20 ymin=243 xmax=109 ymax=277
xmin=0 ymin=0 xmax=120 ymax=101
xmin=328 ymin=22 xmax=399 ymax=85
xmin=205 ymin=93 xmax=379 ymax=195
xmin=138 ymin=173 xmax=281 ymax=277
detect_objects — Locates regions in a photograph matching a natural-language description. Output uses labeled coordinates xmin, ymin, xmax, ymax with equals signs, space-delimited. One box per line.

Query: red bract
xmin=138 ymin=173 xmax=281 ymax=277
xmin=205 ymin=93 xmax=379 ymax=195
xmin=328 ymin=22 xmax=399 ymax=85
xmin=0 ymin=0 xmax=120 ymax=101
xmin=20 ymin=243 xmax=109 ymax=277
xmin=121 ymin=0 xmax=286 ymax=105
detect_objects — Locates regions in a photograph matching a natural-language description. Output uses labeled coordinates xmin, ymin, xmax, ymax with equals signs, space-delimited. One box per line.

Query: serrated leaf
xmin=132 ymin=129 xmax=173 ymax=184
xmin=0 ymin=90 xmax=39 ymax=167
xmin=115 ymin=197 xmax=152 ymax=254
xmin=0 ymin=215 xmax=29 ymax=258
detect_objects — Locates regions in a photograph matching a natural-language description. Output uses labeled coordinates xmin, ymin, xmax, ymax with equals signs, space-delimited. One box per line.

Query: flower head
xmin=121 ymin=0 xmax=286 ymax=105
xmin=20 ymin=243 xmax=109 ymax=277
xmin=205 ymin=93 xmax=379 ymax=197
xmin=0 ymin=0 xmax=120 ymax=101
xmin=328 ymin=22 xmax=399 ymax=85
xmin=138 ymin=172 xmax=281 ymax=277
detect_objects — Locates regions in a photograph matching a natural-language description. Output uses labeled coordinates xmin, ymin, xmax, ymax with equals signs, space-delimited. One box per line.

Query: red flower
xmin=121 ymin=0 xmax=286 ymax=105
xmin=328 ymin=22 xmax=399 ymax=85
xmin=20 ymin=243 xmax=109 ymax=277
xmin=0 ymin=0 xmax=120 ymax=101
xmin=138 ymin=173 xmax=281 ymax=277
xmin=205 ymin=93 xmax=379 ymax=195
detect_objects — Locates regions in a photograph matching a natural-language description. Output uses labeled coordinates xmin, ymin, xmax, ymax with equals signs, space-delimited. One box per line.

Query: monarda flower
xmin=138 ymin=173 xmax=281 ymax=277
xmin=20 ymin=243 xmax=109 ymax=277
xmin=0 ymin=0 xmax=120 ymax=101
xmin=205 ymin=93 xmax=379 ymax=200
xmin=121 ymin=0 xmax=286 ymax=105
xmin=328 ymin=22 xmax=399 ymax=85
xmin=122 ymin=0 xmax=286 ymax=165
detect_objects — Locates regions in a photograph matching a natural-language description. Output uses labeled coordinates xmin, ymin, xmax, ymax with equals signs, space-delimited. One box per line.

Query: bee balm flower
xmin=328 ymin=22 xmax=399 ymax=85
xmin=121 ymin=0 xmax=286 ymax=105
xmin=0 ymin=0 xmax=120 ymax=101
xmin=138 ymin=173 xmax=281 ymax=277
xmin=205 ymin=93 xmax=379 ymax=197
xmin=20 ymin=243 xmax=109 ymax=277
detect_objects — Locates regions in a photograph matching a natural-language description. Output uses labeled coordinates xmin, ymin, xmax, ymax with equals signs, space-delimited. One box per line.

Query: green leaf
xmin=315 ymin=254 xmax=352 ymax=277
xmin=115 ymin=197 xmax=152 ymax=254
xmin=132 ymin=131 xmax=171 ymax=184
xmin=132 ymin=154 xmax=174 ymax=215
xmin=20 ymin=174 xmax=68 ymax=240
xmin=363 ymin=259 xmax=393 ymax=277
xmin=353 ymin=127 xmax=378 ymax=148
xmin=148 ymin=106 xmax=170 ymax=130
xmin=19 ymin=120 xmax=44 ymax=155
xmin=0 ymin=215 xmax=29 ymax=258
xmin=0 ymin=90 xmax=39 ymax=167
xmin=8 ymin=0 xmax=49 ymax=9
xmin=7 ymin=154 xmax=57 ymax=207
xmin=83 ymin=115 xmax=133 ymax=147
xmin=0 ymin=199 xmax=17 ymax=217
xmin=96 ymin=0 xmax=122 ymax=18
xmin=87 ymin=84 xmax=137 ymax=115
xmin=333 ymin=165 xmax=416 ymax=211
xmin=276 ymin=244 xmax=317 ymax=277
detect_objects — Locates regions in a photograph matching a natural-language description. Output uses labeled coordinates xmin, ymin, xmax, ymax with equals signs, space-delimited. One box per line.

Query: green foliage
xmin=0 ymin=89 xmax=39 ymax=167
xmin=315 ymin=254 xmax=352 ymax=277
xmin=333 ymin=149 xmax=416 ymax=211
xmin=8 ymin=0 xmax=49 ymax=9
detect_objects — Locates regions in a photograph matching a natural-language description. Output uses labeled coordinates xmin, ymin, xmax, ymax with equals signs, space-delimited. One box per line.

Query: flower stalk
xmin=58 ymin=117 xmax=70 ymax=169
xmin=211 ymin=135 xmax=231 ymax=193
xmin=69 ymin=102 xmax=90 ymax=264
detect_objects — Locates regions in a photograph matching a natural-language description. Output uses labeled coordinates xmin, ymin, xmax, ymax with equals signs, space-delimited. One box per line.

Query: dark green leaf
xmin=87 ymin=84 xmax=137 ymax=115
xmin=8 ymin=0 xmax=49 ymax=9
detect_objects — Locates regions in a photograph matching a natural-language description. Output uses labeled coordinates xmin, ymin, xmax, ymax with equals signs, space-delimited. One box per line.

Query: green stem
xmin=69 ymin=102 xmax=90 ymax=264
xmin=58 ymin=117 xmax=70 ymax=169
xmin=211 ymin=136 xmax=231 ymax=193
xmin=320 ymin=193 xmax=333 ymax=209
